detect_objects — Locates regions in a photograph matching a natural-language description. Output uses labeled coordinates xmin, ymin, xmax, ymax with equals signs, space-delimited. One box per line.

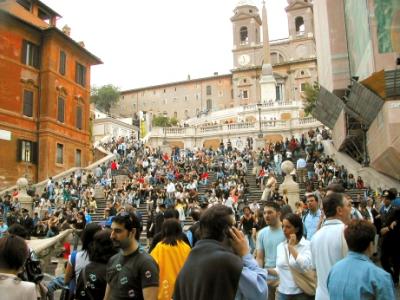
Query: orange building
xmin=0 ymin=0 xmax=102 ymax=189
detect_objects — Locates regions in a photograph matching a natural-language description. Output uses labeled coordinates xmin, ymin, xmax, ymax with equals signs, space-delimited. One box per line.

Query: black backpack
xmin=21 ymin=249 xmax=44 ymax=283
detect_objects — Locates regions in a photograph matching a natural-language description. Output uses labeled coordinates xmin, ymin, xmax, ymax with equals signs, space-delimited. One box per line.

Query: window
xmin=271 ymin=52 xmax=285 ymax=64
xmin=242 ymin=90 xmax=249 ymax=99
xmin=206 ymin=99 xmax=212 ymax=111
xmin=57 ymin=97 xmax=65 ymax=123
xmin=174 ymin=112 xmax=177 ymax=118
xmin=75 ymin=149 xmax=81 ymax=167
xmin=206 ymin=85 xmax=212 ymax=96
xmin=59 ymin=50 xmax=66 ymax=75
xmin=76 ymin=106 xmax=83 ymax=129
xmin=276 ymin=84 xmax=283 ymax=101
xmin=17 ymin=140 xmax=37 ymax=163
xmin=240 ymin=26 xmax=248 ymax=45
xmin=56 ymin=143 xmax=64 ymax=164
xmin=23 ymin=90 xmax=33 ymax=117
xmin=21 ymin=40 xmax=40 ymax=69
xmin=295 ymin=17 xmax=305 ymax=35
xmin=184 ymin=110 xmax=189 ymax=117
xmin=301 ymin=83 xmax=306 ymax=92
xmin=75 ymin=62 xmax=86 ymax=86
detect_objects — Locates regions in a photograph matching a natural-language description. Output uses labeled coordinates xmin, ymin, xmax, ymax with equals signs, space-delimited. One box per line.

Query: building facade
xmin=112 ymin=0 xmax=317 ymax=122
xmin=313 ymin=0 xmax=400 ymax=180
xmin=0 ymin=0 xmax=101 ymax=189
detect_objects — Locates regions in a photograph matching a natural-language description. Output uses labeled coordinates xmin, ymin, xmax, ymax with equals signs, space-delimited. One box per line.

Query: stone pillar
xmin=279 ymin=160 xmax=299 ymax=211
xmin=17 ymin=177 xmax=33 ymax=215
xmin=255 ymin=138 xmax=265 ymax=150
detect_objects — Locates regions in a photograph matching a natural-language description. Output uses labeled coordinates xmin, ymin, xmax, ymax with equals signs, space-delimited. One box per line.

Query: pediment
xmin=285 ymin=1 xmax=312 ymax=12
xmin=231 ymin=13 xmax=262 ymax=24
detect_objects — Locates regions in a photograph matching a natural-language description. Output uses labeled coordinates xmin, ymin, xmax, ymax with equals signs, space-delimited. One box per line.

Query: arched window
xmin=295 ymin=17 xmax=305 ymax=35
xmin=240 ymin=26 xmax=248 ymax=45
xmin=271 ymin=52 xmax=286 ymax=64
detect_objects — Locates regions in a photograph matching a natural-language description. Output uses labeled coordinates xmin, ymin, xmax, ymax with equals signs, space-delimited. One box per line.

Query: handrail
xmin=0 ymin=150 xmax=116 ymax=197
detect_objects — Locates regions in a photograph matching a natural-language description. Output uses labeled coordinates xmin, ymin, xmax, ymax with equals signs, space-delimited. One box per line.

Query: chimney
xmin=213 ymin=72 xmax=218 ymax=76
xmin=187 ymin=74 xmax=191 ymax=80
xmin=62 ymin=25 xmax=71 ymax=36
xmin=78 ymin=41 xmax=85 ymax=48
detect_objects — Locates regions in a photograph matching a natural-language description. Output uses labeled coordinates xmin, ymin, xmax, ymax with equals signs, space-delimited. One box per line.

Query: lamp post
xmin=257 ymin=103 xmax=263 ymax=138
xmin=163 ymin=126 xmax=167 ymax=145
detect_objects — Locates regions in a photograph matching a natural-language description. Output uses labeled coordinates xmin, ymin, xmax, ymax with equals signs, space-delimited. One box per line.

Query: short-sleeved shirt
xmin=106 ymin=249 xmax=159 ymax=300
xmin=256 ymin=226 xmax=285 ymax=268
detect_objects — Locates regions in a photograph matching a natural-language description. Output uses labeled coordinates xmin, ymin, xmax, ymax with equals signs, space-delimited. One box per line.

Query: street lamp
xmin=163 ymin=126 xmax=167 ymax=145
xmin=257 ymin=103 xmax=263 ymax=138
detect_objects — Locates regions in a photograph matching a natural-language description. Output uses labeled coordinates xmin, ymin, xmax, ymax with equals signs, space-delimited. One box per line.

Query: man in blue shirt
xmin=327 ymin=220 xmax=395 ymax=300
xmin=303 ymin=193 xmax=322 ymax=240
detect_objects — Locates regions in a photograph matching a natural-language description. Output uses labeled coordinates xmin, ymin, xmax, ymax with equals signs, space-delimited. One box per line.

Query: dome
xmin=236 ymin=0 xmax=257 ymax=7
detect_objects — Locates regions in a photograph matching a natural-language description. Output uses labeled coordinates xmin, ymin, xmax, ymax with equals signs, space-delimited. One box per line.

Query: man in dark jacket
xmin=21 ymin=209 xmax=34 ymax=237
xmin=379 ymin=189 xmax=400 ymax=285
xmin=174 ymin=205 xmax=267 ymax=300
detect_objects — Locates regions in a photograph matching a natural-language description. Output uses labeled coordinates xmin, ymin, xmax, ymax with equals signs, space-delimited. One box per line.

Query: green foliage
xmin=90 ymin=84 xmax=120 ymax=114
xmin=302 ymin=82 xmax=320 ymax=116
xmin=152 ymin=115 xmax=179 ymax=127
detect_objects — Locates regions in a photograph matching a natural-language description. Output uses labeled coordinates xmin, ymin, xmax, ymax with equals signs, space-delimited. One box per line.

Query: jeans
xmin=47 ymin=276 xmax=65 ymax=300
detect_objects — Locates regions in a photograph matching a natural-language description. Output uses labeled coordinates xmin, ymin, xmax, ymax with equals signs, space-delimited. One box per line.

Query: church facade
xmin=113 ymin=0 xmax=317 ymax=122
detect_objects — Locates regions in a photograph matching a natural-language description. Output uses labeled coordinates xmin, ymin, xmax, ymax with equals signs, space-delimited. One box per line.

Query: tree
xmin=301 ymin=82 xmax=320 ymax=116
xmin=90 ymin=84 xmax=120 ymax=114
xmin=152 ymin=115 xmax=179 ymax=127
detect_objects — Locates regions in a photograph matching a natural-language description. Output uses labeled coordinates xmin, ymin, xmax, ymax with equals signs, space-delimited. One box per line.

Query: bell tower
xmin=285 ymin=0 xmax=314 ymax=39
xmin=231 ymin=0 xmax=262 ymax=68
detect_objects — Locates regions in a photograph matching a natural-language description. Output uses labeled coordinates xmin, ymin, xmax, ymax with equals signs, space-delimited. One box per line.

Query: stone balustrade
xmin=242 ymin=100 xmax=302 ymax=112
xmin=150 ymin=117 xmax=320 ymax=139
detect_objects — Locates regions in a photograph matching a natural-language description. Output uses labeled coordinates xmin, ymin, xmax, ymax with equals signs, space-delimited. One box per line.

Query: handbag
xmin=285 ymin=246 xmax=316 ymax=296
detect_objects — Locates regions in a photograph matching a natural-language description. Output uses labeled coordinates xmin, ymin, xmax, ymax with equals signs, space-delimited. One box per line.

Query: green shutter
xmin=21 ymin=40 xmax=27 ymax=64
xmin=31 ymin=142 xmax=38 ymax=164
xmin=16 ymin=139 xmax=22 ymax=161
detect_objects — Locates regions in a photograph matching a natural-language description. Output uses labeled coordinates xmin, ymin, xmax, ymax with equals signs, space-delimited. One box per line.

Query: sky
xmin=42 ymin=0 xmax=289 ymax=91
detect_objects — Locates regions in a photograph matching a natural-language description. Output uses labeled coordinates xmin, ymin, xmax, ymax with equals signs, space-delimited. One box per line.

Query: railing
xmin=149 ymin=117 xmax=321 ymax=139
xmin=0 ymin=149 xmax=116 ymax=197
xmin=242 ymin=101 xmax=302 ymax=112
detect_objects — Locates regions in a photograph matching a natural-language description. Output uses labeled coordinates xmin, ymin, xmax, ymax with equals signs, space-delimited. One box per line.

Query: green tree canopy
xmin=302 ymin=82 xmax=320 ymax=116
xmin=152 ymin=116 xmax=179 ymax=127
xmin=90 ymin=84 xmax=120 ymax=114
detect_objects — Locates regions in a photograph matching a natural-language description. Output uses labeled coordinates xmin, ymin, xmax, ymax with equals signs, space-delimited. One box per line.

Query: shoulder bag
xmin=284 ymin=246 xmax=316 ymax=296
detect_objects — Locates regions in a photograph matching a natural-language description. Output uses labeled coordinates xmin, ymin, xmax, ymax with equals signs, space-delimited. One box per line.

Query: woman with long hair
xmin=268 ymin=213 xmax=314 ymax=300
xmin=150 ymin=219 xmax=191 ymax=300
xmin=64 ymin=223 xmax=102 ymax=299
xmin=75 ymin=229 xmax=117 ymax=299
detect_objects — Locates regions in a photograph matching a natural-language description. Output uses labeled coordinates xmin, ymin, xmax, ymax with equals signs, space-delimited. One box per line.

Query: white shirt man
xmin=311 ymin=192 xmax=351 ymax=300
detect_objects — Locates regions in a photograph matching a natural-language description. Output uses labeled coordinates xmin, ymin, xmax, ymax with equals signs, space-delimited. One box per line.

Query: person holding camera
xmin=174 ymin=205 xmax=268 ymax=300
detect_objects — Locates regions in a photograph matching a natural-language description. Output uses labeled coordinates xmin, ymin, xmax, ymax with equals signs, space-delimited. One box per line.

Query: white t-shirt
xmin=69 ymin=250 xmax=90 ymax=280
xmin=310 ymin=219 xmax=347 ymax=300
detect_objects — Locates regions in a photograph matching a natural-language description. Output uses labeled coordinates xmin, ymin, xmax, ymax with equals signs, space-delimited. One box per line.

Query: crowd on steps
xmin=0 ymin=127 xmax=399 ymax=300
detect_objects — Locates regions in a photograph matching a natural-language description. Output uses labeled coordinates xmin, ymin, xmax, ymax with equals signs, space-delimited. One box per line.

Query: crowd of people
xmin=0 ymin=128 xmax=399 ymax=300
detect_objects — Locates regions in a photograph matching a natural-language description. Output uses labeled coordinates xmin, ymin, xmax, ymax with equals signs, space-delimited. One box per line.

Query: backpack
xmin=22 ymin=249 xmax=44 ymax=283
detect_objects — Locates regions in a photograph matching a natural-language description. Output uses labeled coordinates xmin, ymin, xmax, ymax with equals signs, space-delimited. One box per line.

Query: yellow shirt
xmin=150 ymin=240 xmax=191 ymax=300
